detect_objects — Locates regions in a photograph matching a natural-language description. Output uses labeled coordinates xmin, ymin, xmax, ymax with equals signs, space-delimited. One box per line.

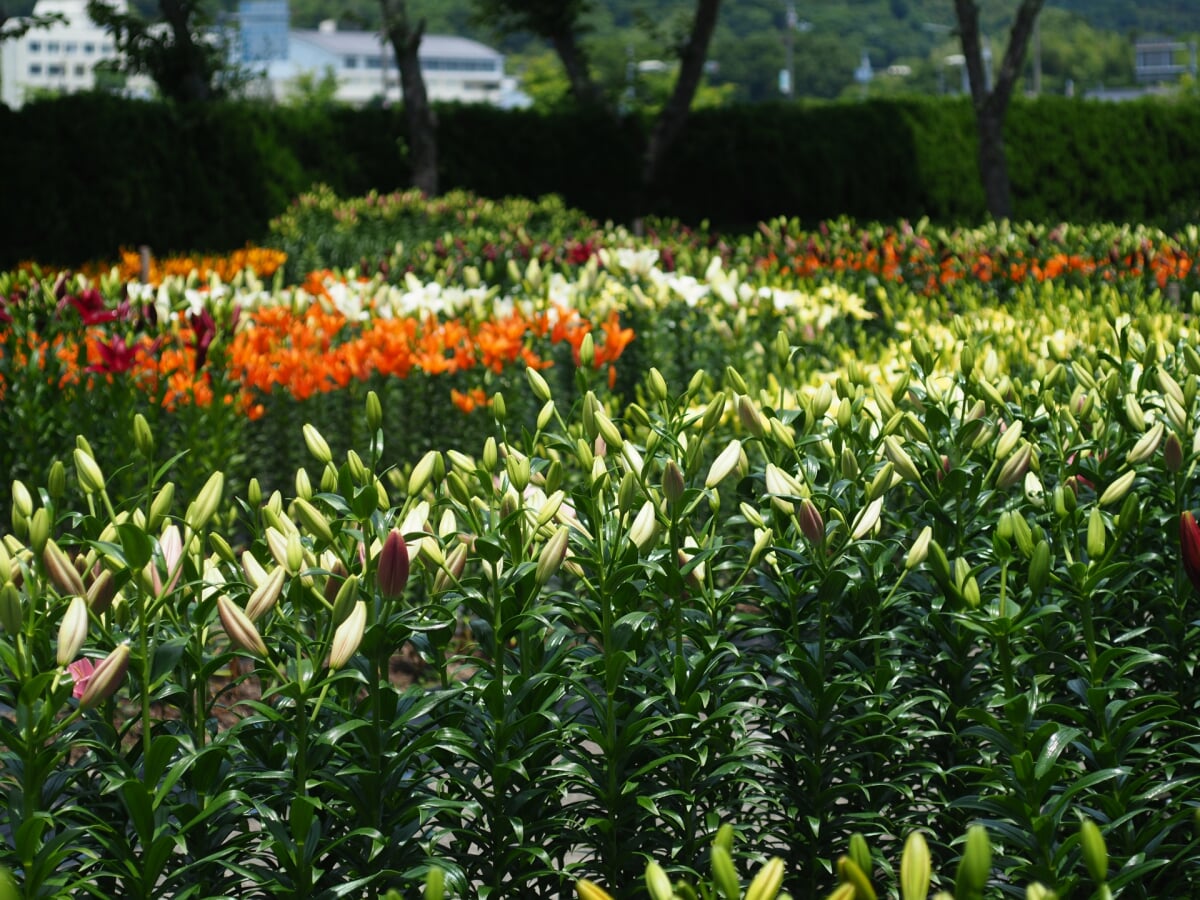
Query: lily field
xmin=1 ymin=189 xmax=1200 ymax=899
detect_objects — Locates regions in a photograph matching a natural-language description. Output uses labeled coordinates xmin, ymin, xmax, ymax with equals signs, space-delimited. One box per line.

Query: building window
xmin=83 ymin=42 xmax=95 ymax=54
xmin=65 ymin=42 xmax=77 ymax=54
xmin=47 ymin=42 xmax=60 ymax=53
xmin=74 ymin=64 xmax=86 ymax=77
xmin=47 ymin=63 xmax=64 ymax=76
xmin=29 ymin=63 xmax=43 ymax=76
xmin=344 ymin=55 xmax=358 ymax=68
xmin=101 ymin=42 xmax=113 ymax=53
xmin=365 ymin=56 xmax=382 ymax=69
xmin=28 ymin=41 xmax=41 ymax=52
xmin=422 ymin=57 xmax=499 ymax=72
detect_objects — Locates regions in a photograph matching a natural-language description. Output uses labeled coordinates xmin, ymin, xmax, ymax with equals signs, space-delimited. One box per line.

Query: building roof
xmin=290 ymin=30 xmax=502 ymax=62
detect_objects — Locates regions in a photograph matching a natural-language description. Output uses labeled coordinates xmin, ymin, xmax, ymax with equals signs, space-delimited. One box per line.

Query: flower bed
xmin=1 ymin=190 xmax=1199 ymax=898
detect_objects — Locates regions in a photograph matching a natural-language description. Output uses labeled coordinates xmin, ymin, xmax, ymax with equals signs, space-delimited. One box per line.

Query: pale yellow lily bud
xmin=706 ymin=439 xmax=743 ymax=489
xmin=187 ymin=471 xmax=225 ymax=533
xmin=851 ymin=496 xmax=884 ymax=541
xmin=900 ymin=832 xmax=931 ymax=900
xmin=245 ymin=566 xmax=286 ymax=622
xmin=906 ymin=526 xmax=933 ymax=570
xmin=1098 ymin=469 xmax=1135 ymax=507
xmin=1126 ymin=420 xmax=1164 ymax=465
xmin=73 ymin=448 xmax=105 ymax=495
xmin=744 ymin=857 xmax=785 ymax=900
xmin=302 ymin=424 xmax=333 ymax=466
xmin=217 ymin=595 xmax=268 ymax=657
xmin=995 ymin=420 xmax=1023 ymax=461
xmin=629 ymin=500 xmax=659 ymax=552
xmin=78 ymin=642 xmax=131 ymax=709
xmin=883 ymin=435 xmax=922 ymax=483
xmin=57 ymin=595 xmax=89 ymax=666
xmin=327 ymin=600 xmax=366 ymax=670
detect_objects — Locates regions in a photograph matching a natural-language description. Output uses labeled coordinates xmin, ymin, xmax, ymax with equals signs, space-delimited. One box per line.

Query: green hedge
xmin=3 ymin=92 xmax=1200 ymax=267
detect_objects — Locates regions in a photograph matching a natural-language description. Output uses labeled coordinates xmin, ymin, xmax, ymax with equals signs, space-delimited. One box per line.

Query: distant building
xmin=0 ymin=0 xmax=530 ymax=110
xmin=234 ymin=0 xmax=530 ymax=108
xmin=1135 ymin=38 xmax=1198 ymax=83
xmin=0 ymin=0 xmax=151 ymax=109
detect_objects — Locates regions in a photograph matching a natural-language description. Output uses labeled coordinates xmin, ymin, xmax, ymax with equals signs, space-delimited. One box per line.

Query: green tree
xmin=85 ymin=0 xmax=233 ymax=103
xmin=475 ymin=0 xmax=722 ymax=217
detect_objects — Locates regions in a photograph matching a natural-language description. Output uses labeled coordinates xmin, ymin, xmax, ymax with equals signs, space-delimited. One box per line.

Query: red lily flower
xmin=190 ymin=309 xmax=216 ymax=371
xmin=1180 ymin=511 xmax=1200 ymax=596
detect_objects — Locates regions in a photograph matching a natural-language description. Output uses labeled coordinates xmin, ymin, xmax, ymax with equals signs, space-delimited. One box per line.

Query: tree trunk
xmin=550 ymin=27 xmax=603 ymax=107
xmin=643 ymin=0 xmax=715 ymax=195
xmin=380 ymin=0 xmax=438 ymax=196
xmin=639 ymin=0 xmax=721 ymax=212
xmin=954 ymin=0 xmax=1044 ymax=220
xmin=160 ymin=0 xmax=211 ymax=103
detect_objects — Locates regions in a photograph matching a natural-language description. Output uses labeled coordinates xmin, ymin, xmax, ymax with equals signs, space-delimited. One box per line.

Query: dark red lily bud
xmin=377 ymin=529 xmax=410 ymax=599
xmin=1181 ymin=511 xmax=1200 ymax=596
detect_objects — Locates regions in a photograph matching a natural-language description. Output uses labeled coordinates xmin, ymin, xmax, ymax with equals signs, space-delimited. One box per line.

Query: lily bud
xmin=408 ymin=451 xmax=441 ymax=496
xmin=302 ymin=423 xmax=333 ymax=465
xmin=644 ymin=862 xmax=673 ymax=900
xmin=1165 ymin=432 xmax=1184 ymax=472
xmin=1126 ymin=420 xmax=1164 ymax=466
xmin=187 ymin=471 xmax=225 ymax=532
xmin=365 ymin=390 xmax=383 ymax=431
xmin=1099 ymin=469 xmax=1136 ymax=507
xmin=78 ymin=642 xmax=131 ymax=709
xmin=851 ymin=496 xmax=884 ymax=541
xmin=798 ymin=499 xmax=824 ymax=545
xmin=994 ymin=419 xmax=1023 ymax=461
xmin=327 ymin=600 xmax=367 ymax=670
xmin=526 ymin=366 xmax=552 ymax=403
xmin=706 ymin=439 xmax=743 ymax=489
xmin=954 ymin=825 xmax=992 ymax=900
xmin=377 ymin=529 xmax=410 ymax=599
xmin=1087 ymin=507 xmax=1107 ymax=561
xmin=883 ymin=435 xmax=922 ymax=483
xmin=629 ymin=500 xmax=659 ymax=552
xmin=294 ymin=497 xmax=335 ymax=546
xmin=995 ymin=442 xmax=1032 ymax=490
xmin=662 ymin=460 xmax=685 ymax=509
xmin=0 ymin=582 xmax=22 ymax=633
xmin=535 ymin=526 xmax=570 ymax=587
xmin=900 ymin=831 xmax=931 ymax=900
xmin=906 ymin=526 xmax=933 ymax=570
xmin=744 ymin=857 xmax=785 ymax=900
xmin=44 ymin=538 xmax=86 ymax=598
xmin=1079 ymin=819 xmax=1108 ymax=886
xmin=576 ymin=880 xmax=615 ymax=900
xmin=245 ymin=565 xmax=286 ymax=622
xmin=86 ymin=567 xmax=117 ymax=615
xmin=57 ymin=595 xmax=89 ymax=665
xmin=73 ymin=448 xmax=106 ymax=494
xmin=217 ymin=595 xmax=268 ymax=657
xmin=133 ymin=413 xmax=155 ymax=458
xmin=433 ymin=540 xmax=469 ymax=594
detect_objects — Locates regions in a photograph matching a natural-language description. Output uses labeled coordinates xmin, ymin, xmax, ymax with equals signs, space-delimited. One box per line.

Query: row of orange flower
xmin=749 ymin=227 xmax=1199 ymax=295
xmin=0 ymin=284 xmax=635 ymax=421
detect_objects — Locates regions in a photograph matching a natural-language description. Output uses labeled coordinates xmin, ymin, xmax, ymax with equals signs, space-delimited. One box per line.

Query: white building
xmin=0 ymin=0 xmax=133 ymax=108
xmin=258 ymin=20 xmax=529 ymax=108
xmin=1 ymin=0 xmax=530 ymax=110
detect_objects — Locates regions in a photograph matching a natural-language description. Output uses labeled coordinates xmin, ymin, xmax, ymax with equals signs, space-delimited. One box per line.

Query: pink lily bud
xmin=377 ymin=529 xmax=410 ymax=599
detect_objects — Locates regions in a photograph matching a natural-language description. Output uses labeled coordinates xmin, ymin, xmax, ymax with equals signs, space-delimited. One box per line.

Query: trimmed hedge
xmin=3 ymin=92 xmax=1200 ymax=267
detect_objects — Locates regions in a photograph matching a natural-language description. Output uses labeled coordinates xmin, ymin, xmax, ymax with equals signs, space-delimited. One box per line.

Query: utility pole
xmin=784 ymin=0 xmax=796 ymax=98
